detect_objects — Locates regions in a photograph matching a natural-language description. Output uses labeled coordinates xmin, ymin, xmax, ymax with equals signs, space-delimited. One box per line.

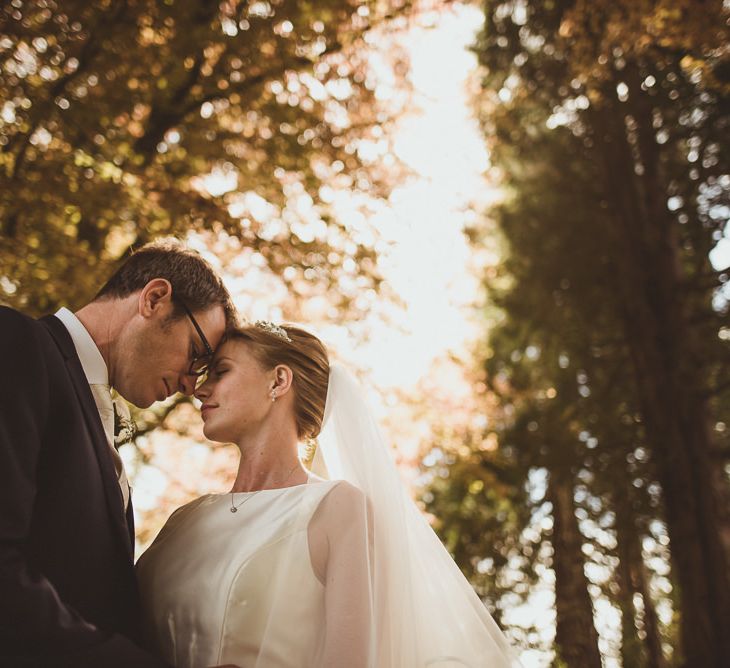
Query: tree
xmin=0 ymin=0 xmax=413 ymax=314
xmin=423 ymin=114 xmax=677 ymax=665
xmin=467 ymin=2 xmax=730 ymax=664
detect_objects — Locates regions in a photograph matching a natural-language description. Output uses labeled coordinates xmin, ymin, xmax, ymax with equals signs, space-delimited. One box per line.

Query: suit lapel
xmin=41 ymin=315 xmax=134 ymax=560
xmin=126 ymin=490 xmax=136 ymax=546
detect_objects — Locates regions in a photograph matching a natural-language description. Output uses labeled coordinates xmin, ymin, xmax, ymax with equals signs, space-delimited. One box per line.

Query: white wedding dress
xmin=136 ymin=477 xmax=372 ymax=668
xmin=137 ymin=366 xmax=521 ymax=668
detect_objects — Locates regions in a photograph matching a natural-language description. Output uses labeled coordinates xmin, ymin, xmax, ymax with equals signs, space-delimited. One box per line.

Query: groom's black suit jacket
xmin=0 ymin=307 xmax=168 ymax=667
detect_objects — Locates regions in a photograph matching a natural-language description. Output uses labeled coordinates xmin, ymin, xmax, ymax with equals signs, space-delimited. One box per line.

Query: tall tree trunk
xmin=638 ymin=564 xmax=665 ymax=668
xmin=547 ymin=468 xmax=602 ymax=668
xmin=589 ymin=90 xmax=730 ymax=667
xmin=614 ymin=506 xmax=646 ymax=667
xmin=709 ymin=437 xmax=730 ymax=568
xmin=615 ymin=532 xmax=645 ymax=667
xmin=614 ymin=484 xmax=666 ymax=668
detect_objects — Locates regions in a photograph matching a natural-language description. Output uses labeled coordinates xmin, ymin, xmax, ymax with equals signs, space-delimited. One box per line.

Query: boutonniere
xmin=112 ymin=397 xmax=137 ymax=447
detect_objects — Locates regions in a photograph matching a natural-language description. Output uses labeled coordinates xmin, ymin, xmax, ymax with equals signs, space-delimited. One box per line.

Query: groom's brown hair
xmin=95 ymin=238 xmax=237 ymax=327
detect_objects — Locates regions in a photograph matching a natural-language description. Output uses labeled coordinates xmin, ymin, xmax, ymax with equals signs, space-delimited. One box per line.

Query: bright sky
xmin=351 ymin=5 xmax=490 ymax=389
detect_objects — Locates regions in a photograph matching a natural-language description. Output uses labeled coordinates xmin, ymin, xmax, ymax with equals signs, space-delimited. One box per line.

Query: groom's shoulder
xmin=0 ymin=306 xmax=53 ymax=349
xmin=0 ymin=305 xmax=39 ymax=334
xmin=0 ymin=304 xmax=29 ymax=322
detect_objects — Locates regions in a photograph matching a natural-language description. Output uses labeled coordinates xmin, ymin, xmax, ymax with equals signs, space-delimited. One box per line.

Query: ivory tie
xmin=90 ymin=383 xmax=130 ymax=511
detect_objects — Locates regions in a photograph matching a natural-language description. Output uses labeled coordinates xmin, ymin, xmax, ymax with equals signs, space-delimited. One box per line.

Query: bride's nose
xmin=194 ymin=381 xmax=210 ymax=401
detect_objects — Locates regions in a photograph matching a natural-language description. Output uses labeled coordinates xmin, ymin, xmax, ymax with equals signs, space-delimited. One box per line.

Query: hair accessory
xmin=254 ymin=320 xmax=292 ymax=343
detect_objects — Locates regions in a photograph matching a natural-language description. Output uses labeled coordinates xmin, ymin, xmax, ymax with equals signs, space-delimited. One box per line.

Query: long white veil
xmin=315 ymin=364 xmax=522 ymax=667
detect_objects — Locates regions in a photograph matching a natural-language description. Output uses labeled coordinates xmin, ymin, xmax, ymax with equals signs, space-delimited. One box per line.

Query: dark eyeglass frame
xmin=178 ymin=301 xmax=214 ymax=377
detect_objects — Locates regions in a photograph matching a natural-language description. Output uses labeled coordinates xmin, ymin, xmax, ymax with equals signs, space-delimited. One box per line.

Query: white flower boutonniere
xmin=112 ymin=398 xmax=137 ymax=447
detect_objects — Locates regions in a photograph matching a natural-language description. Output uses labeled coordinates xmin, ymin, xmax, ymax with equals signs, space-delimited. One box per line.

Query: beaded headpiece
xmin=254 ymin=320 xmax=292 ymax=343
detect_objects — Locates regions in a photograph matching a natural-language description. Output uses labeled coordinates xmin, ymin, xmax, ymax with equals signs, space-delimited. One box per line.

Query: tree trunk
xmin=638 ymin=564 xmax=665 ymax=668
xmin=614 ymin=484 xmax=666 ymax=668
xmin=614 ymin=510 xmax=646 ymax=667
xmin=589 ymin=88 xmax=730 ymax=666
xmin=547 ymin=469 xmax=603 ymax=668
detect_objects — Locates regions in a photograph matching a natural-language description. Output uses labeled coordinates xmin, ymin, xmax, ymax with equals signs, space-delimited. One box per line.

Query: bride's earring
xmin=270 ymin=388 xmax=277 ymax=403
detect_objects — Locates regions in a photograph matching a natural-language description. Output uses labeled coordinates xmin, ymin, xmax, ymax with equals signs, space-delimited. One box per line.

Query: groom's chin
xmin=125 ymin=396 xmax=151 ymax=409
xmin=117 ymin=387 xmax=154 ymax=410
xmin=120 ymin=380 xmax=170 ymax=408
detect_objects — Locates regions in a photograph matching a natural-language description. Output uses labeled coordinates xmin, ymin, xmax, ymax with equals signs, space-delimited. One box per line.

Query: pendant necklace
xmin=230 ymin=461 xmax=302 ymax=514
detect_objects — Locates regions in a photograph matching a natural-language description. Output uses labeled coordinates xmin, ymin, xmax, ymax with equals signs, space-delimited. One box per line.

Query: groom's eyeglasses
xmin=178 ymin=301 xmax=214 ymax=377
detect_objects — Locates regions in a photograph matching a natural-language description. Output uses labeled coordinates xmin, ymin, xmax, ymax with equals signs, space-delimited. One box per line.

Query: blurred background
xmin=1 ymin=1 xmax=729 ymax=666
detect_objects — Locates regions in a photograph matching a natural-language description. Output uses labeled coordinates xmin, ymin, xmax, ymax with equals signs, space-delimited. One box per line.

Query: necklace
xmin=229 ymin=461 xmax=302 ymax=513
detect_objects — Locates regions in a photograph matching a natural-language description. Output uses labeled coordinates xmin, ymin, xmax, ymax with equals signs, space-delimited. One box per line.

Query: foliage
xmin=422 ymin=0 xmax=730 ymax=665
xmin=0 ymin=0 xmax=413 ymax=314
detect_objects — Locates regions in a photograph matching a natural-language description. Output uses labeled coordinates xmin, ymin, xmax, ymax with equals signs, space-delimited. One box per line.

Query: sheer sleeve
xmin=308 ymin=480 xmax=375 ymax=668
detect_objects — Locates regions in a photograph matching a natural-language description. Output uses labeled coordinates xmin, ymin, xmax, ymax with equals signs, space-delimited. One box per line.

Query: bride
xmin=136 ymin=322 xmax=521 ymax=668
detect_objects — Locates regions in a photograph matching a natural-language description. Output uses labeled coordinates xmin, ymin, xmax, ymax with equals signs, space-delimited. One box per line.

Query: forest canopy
xmin=0 ymin=0 xmax=413 ymax=314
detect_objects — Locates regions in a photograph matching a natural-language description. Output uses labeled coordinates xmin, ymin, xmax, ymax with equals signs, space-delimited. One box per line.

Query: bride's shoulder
xmin=306 ymin=474 xmax=364 ymax=501
xmin=308 ymin=481 xmax=369 ymax=561
xmin=312 ymin=479 xmax=369 ymax=525
xmin=330 ymin=478 xmax=365 ymax=498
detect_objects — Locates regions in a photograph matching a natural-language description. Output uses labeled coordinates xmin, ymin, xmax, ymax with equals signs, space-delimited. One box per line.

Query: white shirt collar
xmin=54 ymin=307 xmax=109 ymax=385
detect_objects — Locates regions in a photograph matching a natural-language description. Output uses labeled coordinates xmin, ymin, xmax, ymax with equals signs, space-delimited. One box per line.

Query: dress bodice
xmin=136 ymin=479 xmax=341 ymax=668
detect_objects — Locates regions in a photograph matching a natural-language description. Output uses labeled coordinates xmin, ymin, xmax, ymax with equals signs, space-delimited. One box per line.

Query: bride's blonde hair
xmin=224 ymin=324 xmax=329 ymax=440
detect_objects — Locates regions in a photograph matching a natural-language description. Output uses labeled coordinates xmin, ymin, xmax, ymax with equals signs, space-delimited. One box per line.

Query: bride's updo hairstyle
xmin=225 ymin=324 xmax=329 ymax=440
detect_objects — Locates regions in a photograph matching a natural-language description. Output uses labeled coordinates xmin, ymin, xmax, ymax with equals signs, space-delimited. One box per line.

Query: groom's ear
xmin=272 ymin=364 xmax=294 ymax=396
xmin=138 ymin=279 xmax=173 ymax=318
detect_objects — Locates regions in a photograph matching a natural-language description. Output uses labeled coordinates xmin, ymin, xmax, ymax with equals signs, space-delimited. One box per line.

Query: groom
xmin=0 ymin=240 xmax=236 ymax=666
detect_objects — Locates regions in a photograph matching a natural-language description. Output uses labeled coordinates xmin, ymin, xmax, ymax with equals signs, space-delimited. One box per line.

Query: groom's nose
xmin=178 ymin=374 xmax=197 ymax=397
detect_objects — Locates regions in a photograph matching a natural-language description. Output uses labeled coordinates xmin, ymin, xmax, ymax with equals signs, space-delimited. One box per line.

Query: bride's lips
xmin=200 ymin=404 xmax=217 ymax=419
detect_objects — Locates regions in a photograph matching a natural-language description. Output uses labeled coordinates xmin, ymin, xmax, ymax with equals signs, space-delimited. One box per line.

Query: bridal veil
xmin=314 ymin=364 xmax=522 ymax=667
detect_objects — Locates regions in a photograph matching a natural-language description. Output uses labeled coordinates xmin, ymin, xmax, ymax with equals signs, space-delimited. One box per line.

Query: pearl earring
xmin=270 ymin=389 xmax=277 ymax=403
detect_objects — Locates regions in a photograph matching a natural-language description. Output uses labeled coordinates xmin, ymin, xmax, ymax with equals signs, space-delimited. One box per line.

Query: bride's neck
xmin=231 ymin=423 xmax=304 ymax=492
